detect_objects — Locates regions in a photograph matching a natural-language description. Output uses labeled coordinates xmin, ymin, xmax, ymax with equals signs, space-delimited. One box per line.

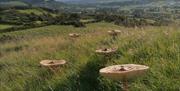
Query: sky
xmin=55 ymin=0 xmax=90 ymax=3
xmin=56 ymin=0 xmax=77 ymax=1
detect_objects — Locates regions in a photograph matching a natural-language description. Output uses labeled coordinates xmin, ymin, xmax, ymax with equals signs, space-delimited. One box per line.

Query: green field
xmin=0 ymin=22 xmax=180 ymax=91
xmin=0 ymin=24 xmax=13 ymax=30
xmin=0 ymin=1 xmax=28 ymax=7
xmin=17 ymin=8 xmax=57 ymax=17
xmin=17 ymin=9 xmax=49 ymax=15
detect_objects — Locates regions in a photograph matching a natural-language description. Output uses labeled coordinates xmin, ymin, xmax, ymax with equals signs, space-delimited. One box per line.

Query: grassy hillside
xmin=0 ymin=24 xmax=13 ymax=30
xmin=0 ymin=7 xmax=59 ymax=32
xmin=17 ymin=9 xmax=50 ymax=15
xmin=0 ymin=0 xmax=66 ymax=9
xmin=0 ymin=1 xmax=28 ymax=7
xmin=0 ymin=22 xmax=180 ymax=91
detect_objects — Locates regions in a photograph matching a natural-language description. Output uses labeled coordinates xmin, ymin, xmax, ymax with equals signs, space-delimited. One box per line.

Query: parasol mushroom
xmin=40 ymin=60 xmax=66 ymax=72
xmin=100 ymin=64 xmax=149 ymax=91
xmin=69 ymin=33 xmax=80 ymax=38
xmin=95 ymin=47 xmax=118 ymax=55
xmin=108 ymin=30 xmax=122 ymax=36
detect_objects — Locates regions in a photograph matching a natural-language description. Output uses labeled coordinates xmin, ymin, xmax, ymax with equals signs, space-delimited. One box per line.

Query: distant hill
xmin=0 ymin=0 xmax=179 ymax=11
xmin=57 ymin=0 xmax=179 ymax=7
xmin=0 ymin=0 xmax=66 ymax=9
xmin=0 ymin=0 xmax=29 ymax=7
xmin=57 ymin=0 xmax=136 ymax=4
xmin=72 ymin=0 xmax=179 ymax=11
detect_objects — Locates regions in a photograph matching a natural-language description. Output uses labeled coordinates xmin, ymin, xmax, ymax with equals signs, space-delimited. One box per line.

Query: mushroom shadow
xmin=77 ymin=55 xmax=108 ymax=91
xmin=52 ymin=54 xmax=121 ymax=91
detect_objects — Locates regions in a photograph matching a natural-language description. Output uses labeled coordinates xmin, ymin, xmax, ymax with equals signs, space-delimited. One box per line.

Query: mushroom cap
xmin=40 ymin=60 xmax=66 ymax=67
xmin=114 ymin=30 xmax=122 ymax=33
xmin=69 ymin=33 xmax=80 ymax=38
xmin=100 ymin=64 xmax=149 ymax=81
xmin=108 ymin=30 xmax=121 ymax=35
xmin=95 ymin=48 xmax=118 ymax=55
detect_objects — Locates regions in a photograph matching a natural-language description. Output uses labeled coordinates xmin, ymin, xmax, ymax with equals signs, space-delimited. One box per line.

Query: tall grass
xmin=0 ymin=22 xmax=180 ymax=91
xmin=0 ymin=25 xmax=13 ymax=30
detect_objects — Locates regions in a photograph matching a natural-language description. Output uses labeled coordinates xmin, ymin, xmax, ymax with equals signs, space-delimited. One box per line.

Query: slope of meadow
xmin=0 ymin=22 xmax=180 ymax=91
xmin=0 ymin=24 xmax=13 ymax=30
xmin=0 ymin=1 xmax=28 ymax=7
xmin=17 ymin=9 xmax=49 ymax=15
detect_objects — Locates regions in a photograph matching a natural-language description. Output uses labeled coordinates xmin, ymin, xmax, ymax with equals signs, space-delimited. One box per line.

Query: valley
xmin=0 ymin=0 xmax=180 ymax=91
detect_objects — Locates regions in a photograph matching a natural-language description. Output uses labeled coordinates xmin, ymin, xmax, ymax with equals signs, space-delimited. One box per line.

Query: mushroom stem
xmin=49 ymin=66 xmax=58 ymax=73
xmin=122 ymin=80 xmax=129 ymax=91
xmin=112 ymin=35 xmax=117 ymax=40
